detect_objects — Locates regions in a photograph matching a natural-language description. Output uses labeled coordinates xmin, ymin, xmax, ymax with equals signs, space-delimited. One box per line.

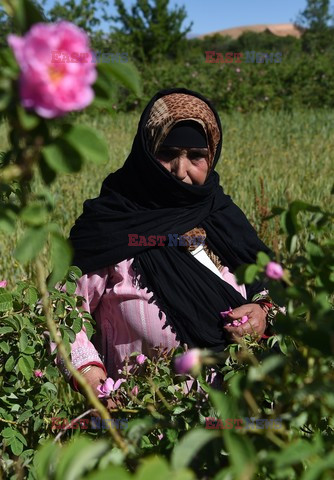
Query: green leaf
xmin=72 ymin=316 xmax=83 ymax=334
xmin=33 ymin=440 xmax=61 ymax=479
xmin=5 ymin=355 xmax=15 ymax=371
xmin=0 ymin=325 xmax=13 ymax=334
xmin=68 ymin=266 xmax=82 ymax=281
xmin=24 ymin=286 xmax=39 ymax=306
xmin=1 ymin=427 xmax=15 ymax=438
xmin=0 ymin=341 xmax=10 ymax=354
xmin=19 ymin=330 xmax=29 ymax=352
xmin=42 ymin=139 xmax=83 ymax=173
xmin=20 ymin=203 xmax=48 ymax=226
xmin=61 ymin=124 xmax=109 ymax=165
xmin=47 ymin=233 xmax=73 ymax=290
xmin=98 ymin=61 xmax=142 ymax=97
xmin=9 ymin=436 xmax=23 ymax=456
xmin=256 ymin=251 xmax=271 ymax=267
xmin=223 ymin=430 xmax=256 ymax=477
xmin=39 ymin=155 xmax=57 ymax=185
xmin=85 ymin=466 xmax=132 ymax=480
xmin=83 ymin=321 xmax=94 ymax=339
xmin=17 ymin=410 xmax=33 ymax=423
xmin=17 ymin=105 xmax=40 ymax=130
xmin=18 ymin=356 xmax=32 ymax=380
xmin=136 ymin=455 xmax=170 ymax=480
xmin=14 ymin=226 xmax=48 ymax=263
xmin=244 ymin=264 xmax=259 ymax=284
xmin=0 ymin=294 xmax=13 ymax=312
xmin=14 ymin=430 xmax=27 ymax=446
xmin=171 ymin=428 xmax=219 ymax=469
xmin=300 ymin=451 xmax=334 ymax=480
xmin=208 ymin=387 xmax=239 ymax=418
xmin=3 ymin=0 xmax=46 ymax=33
xmin=65 ymin=280 xmax=77 ymax=295
xmin=0 ymin=206 xmax=17 ymax=233
xmin=248 ymin=355 xmax=285 ymax=382
xmin=274 ymin=438 xmax=322 ymax=468
xmin=55 ymin=438 xmax=109 ymax=480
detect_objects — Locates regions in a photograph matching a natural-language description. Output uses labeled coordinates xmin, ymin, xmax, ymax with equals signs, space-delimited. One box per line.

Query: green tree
xmin=44 ymin=0 xmax=112 ymax=50
xmin=295 ymin=0 xmax=334 ymax=52
xmin=296 ymin=0 xmax=333 ymax=30
xmin=110 ymin=0 xmax=193 ymax=62
xmin=46 ymin=0 xmax=111 ymax=33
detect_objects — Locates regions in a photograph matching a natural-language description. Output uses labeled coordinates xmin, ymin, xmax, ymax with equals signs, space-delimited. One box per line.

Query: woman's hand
xmin=223 ymin=303 xmax=268 ymax=341
xmin=79 ymin=366 xmax=118 ymax=413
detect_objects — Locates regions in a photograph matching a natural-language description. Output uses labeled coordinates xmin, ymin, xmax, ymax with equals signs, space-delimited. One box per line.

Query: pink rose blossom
xmin=174 ymin=348 xmax=201 ymax=374
xmin=131 ymin=385 xmax=139 ymax=395
xmin=34 ymin=370 xmax=43 ymax=377
xmin=0 ymin=280 xmax=7 ymax=288
xmin=96 ymin=377 xmax=126 ymax=398
xmin=136 ymin=354 xmax=147 ymax=365
xmin=7 ymin=21 xmax=96 ymax=118
xmin=220 ymin=307 xmax=233 ymax=318
xmin=265 ymin=261 xmax=284 ymax=280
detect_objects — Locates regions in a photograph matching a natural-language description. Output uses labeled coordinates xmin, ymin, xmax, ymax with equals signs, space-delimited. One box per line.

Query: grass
xmin=1 ymin=108 xmax=333 ymax=286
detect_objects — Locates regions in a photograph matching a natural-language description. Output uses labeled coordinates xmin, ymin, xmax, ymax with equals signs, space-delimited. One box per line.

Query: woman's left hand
xmin=223 ymin=303 xmax=267 ymax=341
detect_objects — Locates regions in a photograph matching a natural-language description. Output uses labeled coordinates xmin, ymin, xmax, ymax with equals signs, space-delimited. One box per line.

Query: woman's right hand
xmin=79 ymin=365 xmax=118 ymax=412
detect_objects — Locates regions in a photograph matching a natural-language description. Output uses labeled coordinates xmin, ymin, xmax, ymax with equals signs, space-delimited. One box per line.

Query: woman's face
xmin=155 ymin=146 xmax=209 ymax=185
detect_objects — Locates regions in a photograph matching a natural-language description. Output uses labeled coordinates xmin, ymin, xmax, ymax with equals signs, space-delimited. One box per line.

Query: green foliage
xmin=45 ymin=0 xmax=111 ymax=35
xmin=295 ymin=0 xmax=333 ymax=30
xmin=111 ymin=0 xmax=193 ymax=62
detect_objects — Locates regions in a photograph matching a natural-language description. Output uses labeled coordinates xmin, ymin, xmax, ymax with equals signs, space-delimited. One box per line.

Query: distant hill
xmin=197 ymin=23 xmax=303 ymax=39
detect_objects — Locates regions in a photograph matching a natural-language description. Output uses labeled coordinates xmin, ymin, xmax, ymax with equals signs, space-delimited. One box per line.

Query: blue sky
xmin=173 ymin=0 xmax=307 ymax=35
xmin=44 ymin=0 xmax=309 ymax=35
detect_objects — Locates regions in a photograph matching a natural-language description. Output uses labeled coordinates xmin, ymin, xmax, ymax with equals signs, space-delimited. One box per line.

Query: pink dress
xmin=56 ymin=257 xmax=247 ymax=387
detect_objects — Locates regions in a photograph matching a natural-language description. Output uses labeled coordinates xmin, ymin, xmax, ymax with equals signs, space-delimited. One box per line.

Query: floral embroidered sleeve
xmin=51 ymin=267 xmax=110 ymax=385
xmin=251 ymin=288 xmax=287 ymax=338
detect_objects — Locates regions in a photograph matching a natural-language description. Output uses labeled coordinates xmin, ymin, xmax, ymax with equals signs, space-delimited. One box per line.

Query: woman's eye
xmin=190 ymin=154 xmax=206 ymax=161
xmin=157 ymin=150 xmax=174 ymax=161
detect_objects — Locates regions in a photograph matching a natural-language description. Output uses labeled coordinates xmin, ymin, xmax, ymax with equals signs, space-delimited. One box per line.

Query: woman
xmin=58 ymin=87 xmax=280 ymax=402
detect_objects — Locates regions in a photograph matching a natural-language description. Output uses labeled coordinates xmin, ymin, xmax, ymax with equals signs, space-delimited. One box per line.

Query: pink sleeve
xmin=219 ymin=265 xmax=247 ymax=299
xmin=54 ymin=266 xmax=110 ymax=383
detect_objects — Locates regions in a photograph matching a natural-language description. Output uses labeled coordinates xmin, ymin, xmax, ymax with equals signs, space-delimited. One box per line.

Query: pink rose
xmin=34 ymin=370 xmax=43 ymax=377
xmin=0 ymin=280 xmax=7 ymax=288
xmin=220 ymin=307 xmax=233 ymax=318
xmin=136 ymin=354 xmax=147 ymax=365
xmin=96 ymin=377 xmax=126 ymax=398
xmin=174 ymin=348 xmax=201 ymax=374
xmin=7 ymin=21 xmax=96 ymax=118
xmin=265 ymin=261 xmax=284 ymax=280
xmin=131 ymin=385 xmax=139 ymax=395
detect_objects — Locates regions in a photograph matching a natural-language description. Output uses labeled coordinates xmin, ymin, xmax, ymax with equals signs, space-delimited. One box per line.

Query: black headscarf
xmin=68 ymin=87 xmax=275 ymax=352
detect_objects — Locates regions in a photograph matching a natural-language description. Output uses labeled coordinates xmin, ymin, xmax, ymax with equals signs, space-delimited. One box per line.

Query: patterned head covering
xmin=144 ymin=93 xmax=221 ymax=171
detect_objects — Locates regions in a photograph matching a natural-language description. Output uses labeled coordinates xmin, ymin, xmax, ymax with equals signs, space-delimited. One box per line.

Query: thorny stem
xmin=34 ymin=259 xmax=129 ymax=454
xmin=147 ymin=377 xmax=172 ymax=411
xmin=0 ymin=418 xmax=18 ymax=426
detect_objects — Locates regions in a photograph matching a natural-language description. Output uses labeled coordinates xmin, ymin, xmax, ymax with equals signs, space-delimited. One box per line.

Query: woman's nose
xmin=171 ymin=156 xmax=187 ymax=180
